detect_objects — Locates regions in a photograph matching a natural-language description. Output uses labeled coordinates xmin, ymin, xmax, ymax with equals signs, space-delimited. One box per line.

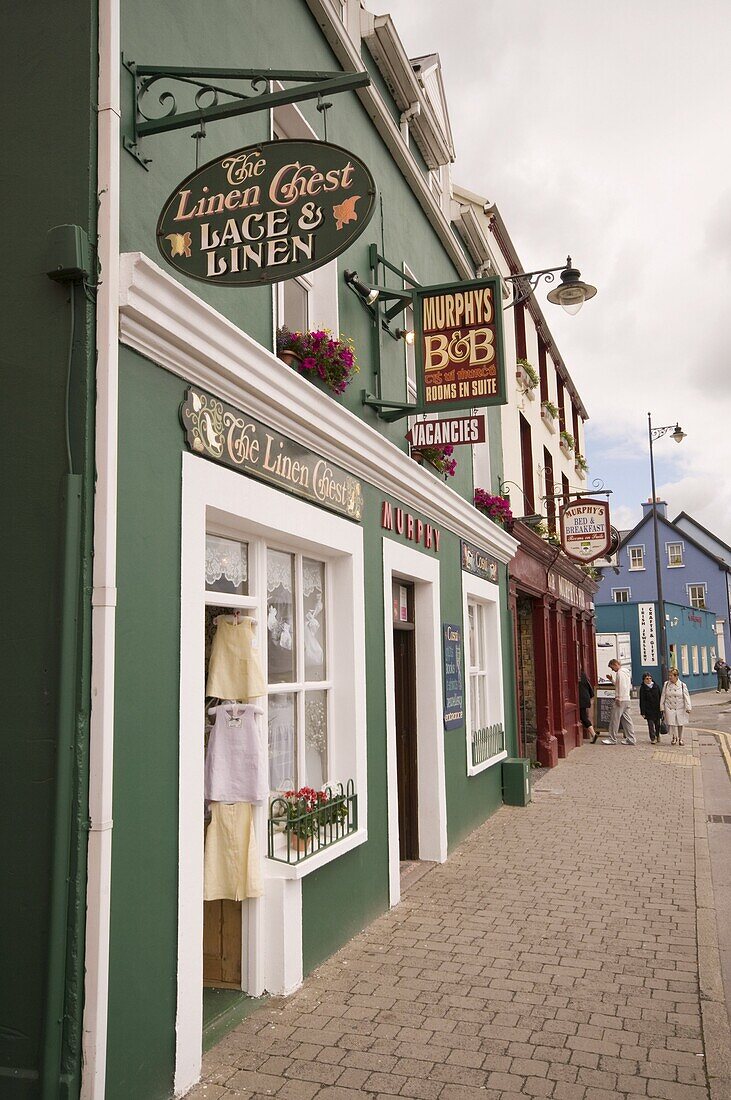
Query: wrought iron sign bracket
xmin=502 ymin=264 xmax=565 ymax=310
xmin=122 ymin=57 xmax=371 ymax=168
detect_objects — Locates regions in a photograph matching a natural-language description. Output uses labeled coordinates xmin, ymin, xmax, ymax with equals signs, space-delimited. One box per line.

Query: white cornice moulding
xmin=118 ymin=253 xmax=517 ymax=564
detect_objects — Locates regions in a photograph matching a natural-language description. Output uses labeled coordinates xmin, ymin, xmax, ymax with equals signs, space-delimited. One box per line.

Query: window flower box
xmin=474 ymin=488 xmax=513 ymax=530
xmin=516 ymin=358 xmax=538 ymax=400
xmin=575 ymin=454 xmax=588 ymax=480
xmin=410 ymin=443 xmax=457 ymax=478
xmin=541 ymin=401 xmax=558 ymax=433
xmin=276 ymin=326 xmax=359 ymax=395
xmin=267 ymin=782 xmax=357 ymax=865
xmin=559 ymin=430 xmax=575 ymax=458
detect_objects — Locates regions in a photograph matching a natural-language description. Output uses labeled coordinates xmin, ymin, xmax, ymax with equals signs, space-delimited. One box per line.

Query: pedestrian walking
xmin=639 ymin=671 xmax=663 ymax=743
xmin=579 ymin=669 xmax=599 ymax=743
xmin=660 ymin=667 xmax=692 ymax=746
xmin=714 ymin=657 xmax=730 ymax=692
xmin=602 ymin=659 xmax=636 ymax=745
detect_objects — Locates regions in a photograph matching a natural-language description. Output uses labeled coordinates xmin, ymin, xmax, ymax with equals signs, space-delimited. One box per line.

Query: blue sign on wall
xmin=443 ymin=623 xmax=464 ymax=729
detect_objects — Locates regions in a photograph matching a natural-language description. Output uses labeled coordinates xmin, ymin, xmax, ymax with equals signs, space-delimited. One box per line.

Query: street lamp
xmin=648 ymin=413 xmax=686 ymax=683
xmin=505 ymin=256 xmax=597 ymax=313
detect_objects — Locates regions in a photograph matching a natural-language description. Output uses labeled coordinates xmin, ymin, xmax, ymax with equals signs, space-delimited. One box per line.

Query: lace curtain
xmin=206 ymin=535 xmax=247 ymax=589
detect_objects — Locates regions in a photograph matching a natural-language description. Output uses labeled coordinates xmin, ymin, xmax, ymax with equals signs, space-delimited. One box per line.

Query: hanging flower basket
xmin=411 ymin=443 xmax=457 ymax=478
xmin=474 ymin=488 xmax=513 ymax=529
xmin=276 ymin=326 xmax=359 ymax=395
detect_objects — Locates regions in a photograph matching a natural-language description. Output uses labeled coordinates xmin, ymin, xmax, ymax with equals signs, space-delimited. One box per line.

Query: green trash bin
xmin=502 ymin=757 xmax=531 ymax=806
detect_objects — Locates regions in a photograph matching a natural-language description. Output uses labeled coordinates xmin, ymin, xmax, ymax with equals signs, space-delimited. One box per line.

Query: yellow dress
xmin=206 ymin=618 xmax=265 ymax=700
xmin=204 ymin=803 xmax=263 ymax=901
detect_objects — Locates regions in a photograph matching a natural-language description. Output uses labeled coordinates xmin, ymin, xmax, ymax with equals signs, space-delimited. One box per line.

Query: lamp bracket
xmin=361 ymin=391 xmax=419 ymax=422
xmin=650 ymin=424 xmax=679 ymax=442
xmin=122 ymin=56 xmax=371 ymax=168
xmin=503 ymin=264 xmax=565 ymax=310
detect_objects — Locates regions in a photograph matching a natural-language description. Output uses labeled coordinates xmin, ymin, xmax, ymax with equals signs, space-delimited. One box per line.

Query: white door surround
xmin=382 ymin=538 xmax=447 ymax=910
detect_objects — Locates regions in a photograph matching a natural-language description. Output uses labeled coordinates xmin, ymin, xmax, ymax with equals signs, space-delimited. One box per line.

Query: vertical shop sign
xmin=442 ymin=623 xmax=464 ymax=730
xmin=413 ymin=276 xmax=506 ymax=414
xmin=638 ymin=603 xmax=658 ymax=665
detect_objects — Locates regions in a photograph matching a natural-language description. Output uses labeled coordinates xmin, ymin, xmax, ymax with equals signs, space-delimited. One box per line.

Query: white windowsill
xmin=467 ymin=748 xmax=507 ymax=777
xmin=265 ymin=827 xmax=367 ymax=879
xmin=667 ymin=563 xmax=685 ymax=568
xmin=628 ymin=566 xmax=645 ymax=571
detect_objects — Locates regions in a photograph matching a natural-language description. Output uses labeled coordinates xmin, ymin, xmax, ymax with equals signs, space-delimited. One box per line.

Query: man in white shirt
xmin=602 ymin=659 xmax=636 ymax=745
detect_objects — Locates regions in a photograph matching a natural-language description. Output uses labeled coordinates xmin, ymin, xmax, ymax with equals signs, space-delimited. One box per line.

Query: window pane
xmin=268 ymin=693 xmax=296 ymax=790
xmin=304 ymin=690 xmax=328 ymax=789
xmin=470 ymin=675 xmax=479 ymax=731
xmin=205 ymin=535 xmax=248 ymax=595
xmin=283 ymin=278 xmax=308 ymax=333
xmin=267 ymin=550 xmax=295 ymax=683
xmin=303 ymin=558 xmax=326 ymax=681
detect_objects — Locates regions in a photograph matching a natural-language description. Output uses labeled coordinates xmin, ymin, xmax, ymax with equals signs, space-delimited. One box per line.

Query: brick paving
xmin=189 ymin=722 xmax=731 ymax=1099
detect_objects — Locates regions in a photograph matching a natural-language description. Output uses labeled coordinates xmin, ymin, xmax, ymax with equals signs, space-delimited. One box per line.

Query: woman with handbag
xmin=639 ymin=672 xmax=663 ymax=743
xmin=660 ymin=667 xmax=692 ymax=746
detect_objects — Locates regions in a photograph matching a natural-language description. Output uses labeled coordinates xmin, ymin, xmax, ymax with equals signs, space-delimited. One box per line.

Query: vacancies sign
xmin=559 ymin=497 xmax=611 ymax=563
xmin=414 ymin=276 xmax=506 ymax=414
xmin=157 ymin=139 xmax=376 ymax=286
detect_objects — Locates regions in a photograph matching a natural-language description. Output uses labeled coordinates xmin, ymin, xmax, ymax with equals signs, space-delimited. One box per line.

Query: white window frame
xmin=462 ymin=571 xmax=506 ymax=776
xmin=701 ymin=646 xmax=709 ymax=674
xmin=628 ymin=545 xmax=645 ymax=571
xmin=666 ymin=541 xmax=684 ymax=568
xmin=680 ymin=644 xmax=690 ymax=675
xmin=176 ymin=454 xmax=367 ymax=1091
xmin=612 ymin=588 xmax=631 ymax=603
xmin=402 ymin=261 xmax=419 ymax=406
xmin=691 ymin=645 xmax=700 ymax=674
xmin=688 ymin=583 xmax=707 ymax=609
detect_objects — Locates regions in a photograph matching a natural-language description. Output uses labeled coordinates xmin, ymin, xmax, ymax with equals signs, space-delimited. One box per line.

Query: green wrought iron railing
xmin=471 ymin=723 xmax=505 ymax=766
xmin=267 ymin=780 xmax=357 ymax=864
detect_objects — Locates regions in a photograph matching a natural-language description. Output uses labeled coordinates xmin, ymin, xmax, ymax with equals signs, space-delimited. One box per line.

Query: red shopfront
xmin=508 ymin=523 xmax=598 ymax=768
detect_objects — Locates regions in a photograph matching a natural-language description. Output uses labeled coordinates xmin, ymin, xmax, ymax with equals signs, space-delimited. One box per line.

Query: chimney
xmin=641 ymin=497 xmax=667 ymax=519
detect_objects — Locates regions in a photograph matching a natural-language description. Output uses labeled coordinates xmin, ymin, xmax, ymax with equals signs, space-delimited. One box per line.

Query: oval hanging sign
xmin=156 ymin=138 xmax=377 ymax=287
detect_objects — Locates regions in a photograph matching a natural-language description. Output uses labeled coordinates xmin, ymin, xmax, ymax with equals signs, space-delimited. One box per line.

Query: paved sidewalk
xmin=191 ymin=720 xmax=731 ymax=1100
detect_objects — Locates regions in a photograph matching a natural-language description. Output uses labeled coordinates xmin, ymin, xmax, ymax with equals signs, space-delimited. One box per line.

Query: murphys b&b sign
xmin=414 ymin=276 xmax=506 ymax=413
xmin=559 ymin=497 xmax=611 ymax=563
xmin=157 ymin=139 xmax=376 ymax=286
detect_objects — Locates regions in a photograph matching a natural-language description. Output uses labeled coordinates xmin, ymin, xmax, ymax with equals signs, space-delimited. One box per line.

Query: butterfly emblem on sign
xmin=165 ymin=232 xmax=192 ymax=258
xmin=332 ymin=195 xmax=361 ymax=231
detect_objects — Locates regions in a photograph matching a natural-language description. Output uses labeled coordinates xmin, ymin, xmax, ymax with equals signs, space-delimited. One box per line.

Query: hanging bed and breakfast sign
xmin=157 ymin=138 xmax=376 ymax=285
xmin=181 ymin=387 xmax=363 ymax=520
xmin=559 ymin=497 xmax=611 ymax=562
xmin=413 ymin=276 xmax=506 ymax=414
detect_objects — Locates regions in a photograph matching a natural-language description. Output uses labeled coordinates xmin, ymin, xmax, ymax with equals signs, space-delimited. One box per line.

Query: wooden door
xmin=393 ymin=626 xmax=419 ymax=860
xmin=203 ymin=900 xmax=242 ymax=989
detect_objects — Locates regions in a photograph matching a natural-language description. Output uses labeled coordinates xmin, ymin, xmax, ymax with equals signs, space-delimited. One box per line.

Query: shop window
xmin=688 ymin=584 xmax=707 ymax=609
xmin=701 ymin=647 xmax=709 ymax=674
xmin=691 ymin=645 xmax=700 ymax=674
xmin=464 ymin=576 xmax=506 ymax=776
xmin=667 ymin=542 xmax=684 ymax=567
xmin=669 ymin=644 xmax=678 ymax=671
xmin=680 ymin=644 xmax=689 ymax=674
xmin=628 ymin=546 xmax=645 ymax=571
xmin=613 ymin=589 xmax=630 ymax=603
xmin=266 ymin=549 xmax=330 ymax=790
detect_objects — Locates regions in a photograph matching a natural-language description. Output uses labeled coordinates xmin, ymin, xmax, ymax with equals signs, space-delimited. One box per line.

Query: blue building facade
xmin=595 ymin=600 xmax=717 ymax=692
xmin=595 ymin=500 xmax=731 ymax=662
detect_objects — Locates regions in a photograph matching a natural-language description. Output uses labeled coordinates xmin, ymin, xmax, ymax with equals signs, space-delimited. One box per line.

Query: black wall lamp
xmin=505 ymin=256 xmax=597 ymax=314
xmin=344 ymin=269 xmax=379 ymax=305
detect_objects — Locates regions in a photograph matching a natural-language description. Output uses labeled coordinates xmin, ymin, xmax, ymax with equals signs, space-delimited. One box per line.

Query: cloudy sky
xmin=374 ymin=0 xmax=731 ymax=542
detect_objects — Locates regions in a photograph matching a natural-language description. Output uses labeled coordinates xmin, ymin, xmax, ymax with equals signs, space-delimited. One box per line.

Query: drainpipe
xmin=80 ymin=0 xmax=120 ymax=1096
xmin=399 ymin=101 xmax=420 ymax=142
xmin=41 ymin=474 xmax=82 ymax=1099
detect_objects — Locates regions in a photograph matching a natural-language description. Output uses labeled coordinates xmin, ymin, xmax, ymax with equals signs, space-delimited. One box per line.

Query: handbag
xmin=659 ymin=719 xmax=668 ymax=736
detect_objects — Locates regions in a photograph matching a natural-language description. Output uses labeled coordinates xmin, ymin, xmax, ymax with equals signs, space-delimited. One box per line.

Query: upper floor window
xmin=613 ymin=589 xmax=630 ymax=603
xmin=628 ymin=546 xmax=645 ymax=570
xmin=667 ymin=542 xmax=684 ymax=567
xmin=688 ymin=584 xmax=707 ymax=609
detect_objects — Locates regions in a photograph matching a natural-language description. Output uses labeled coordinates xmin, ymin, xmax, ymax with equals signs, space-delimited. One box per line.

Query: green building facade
xmin=3 ymin=3 xmax=522 ymax=1097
